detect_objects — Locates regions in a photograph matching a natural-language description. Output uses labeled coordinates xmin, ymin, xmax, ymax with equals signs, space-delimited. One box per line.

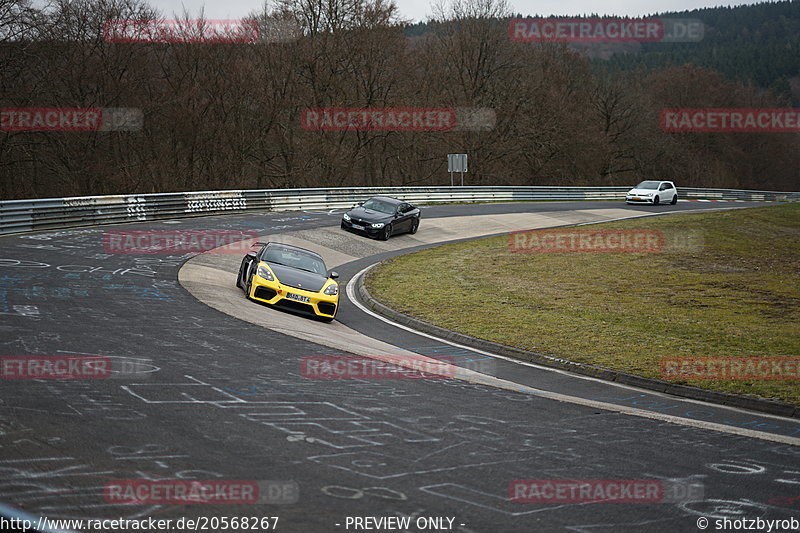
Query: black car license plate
xmin=286 ymin=292 xmax=310 ymax=303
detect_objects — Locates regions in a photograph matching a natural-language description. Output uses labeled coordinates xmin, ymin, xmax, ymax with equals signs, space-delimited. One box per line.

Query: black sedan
xmin=340 ymin=196 xmax=420 ymax=240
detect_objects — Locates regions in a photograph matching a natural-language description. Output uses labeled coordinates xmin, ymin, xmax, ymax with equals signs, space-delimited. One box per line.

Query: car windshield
xmin=635 ymin=181 xmax=661 ymax=189
xmin=361 ymin=199 xmax=396 ymax=214
xmin=263 ymin=246 xmax=327 ymax=276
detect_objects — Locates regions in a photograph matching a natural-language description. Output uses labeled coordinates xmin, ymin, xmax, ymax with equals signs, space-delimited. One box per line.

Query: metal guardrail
xmin=1 ymin=186 xmax=797 ymax=236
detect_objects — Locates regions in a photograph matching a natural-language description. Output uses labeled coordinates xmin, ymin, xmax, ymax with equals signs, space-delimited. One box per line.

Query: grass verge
xmin=366 ymin=204 xmax=800 ymax=406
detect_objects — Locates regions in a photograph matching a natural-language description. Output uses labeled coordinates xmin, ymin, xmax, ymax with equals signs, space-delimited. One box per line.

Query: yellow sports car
xmin=236 ymin=242 xmax=339 ymax=322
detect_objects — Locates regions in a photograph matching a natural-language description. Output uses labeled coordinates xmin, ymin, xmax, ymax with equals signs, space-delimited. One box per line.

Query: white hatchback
xmin=626 ymin=180 xmax=678 ymax=205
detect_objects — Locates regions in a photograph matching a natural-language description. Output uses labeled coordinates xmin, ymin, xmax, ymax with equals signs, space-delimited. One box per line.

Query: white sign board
xmin=448 ymin=153 xmax=468 ymax=173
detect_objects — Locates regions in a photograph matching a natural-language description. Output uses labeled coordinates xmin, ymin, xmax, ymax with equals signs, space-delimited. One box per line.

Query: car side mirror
xmin=329 ymin=271 xmax=339 ymax=279
xmin=356 ymin=202 xmax=363 ymax=206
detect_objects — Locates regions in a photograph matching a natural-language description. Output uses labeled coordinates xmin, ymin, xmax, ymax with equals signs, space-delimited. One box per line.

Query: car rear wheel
xmin=671 ymin=195 xmax=678 ymax=205
xmin=410 ymin=218 xmax=419 ymax=234
xmin=653 ymin=195 xmax=660 ymax=205
xmin=379 ymin=224 xmax=392 ymax=241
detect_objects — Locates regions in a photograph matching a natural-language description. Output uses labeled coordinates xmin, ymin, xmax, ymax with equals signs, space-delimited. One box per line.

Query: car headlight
xmin=343 ymin=213 xmax=351 ymax=221
xmin=323 ymin=283 xmax=338 ymax=296
xmin=370 ymin=222 xmax=385 ymax=228
xmin=257 ymin=264 xmax=274 ymax=281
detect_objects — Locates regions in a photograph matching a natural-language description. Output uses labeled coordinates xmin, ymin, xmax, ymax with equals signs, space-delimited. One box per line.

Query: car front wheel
xmin=236 ymin=258 xmax=248 ymax=289
xmin=653 ymin=195 xmax=660 ymax=205
xmin=410 ymin=218 xmax=419 ymax=234
xmin=244 ymin=267 xmax=255 ymax=300
xmin=379 ymin=224 xmax=392 ymax=241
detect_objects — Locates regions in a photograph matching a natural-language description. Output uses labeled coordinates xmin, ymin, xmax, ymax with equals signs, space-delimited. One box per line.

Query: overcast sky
xmin=149 ymin=0 xmax=779 ymax=22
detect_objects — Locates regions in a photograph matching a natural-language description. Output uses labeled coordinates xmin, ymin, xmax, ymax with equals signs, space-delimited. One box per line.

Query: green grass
xmin=366 ymin=204 xmax=800 ymax=405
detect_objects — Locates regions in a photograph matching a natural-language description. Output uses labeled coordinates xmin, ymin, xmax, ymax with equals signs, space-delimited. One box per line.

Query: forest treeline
xmin=596 ymin=1 xmax=800 ymax=101
xmin=408 ymin=1 xmax=800 ymax=101
xmin=1 ymin=0 xmax=798 ymax=200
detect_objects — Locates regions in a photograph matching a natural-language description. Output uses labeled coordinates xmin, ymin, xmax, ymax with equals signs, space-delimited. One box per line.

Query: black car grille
xmin=317 ymin=302 xmax=336 ymax=316
xmin=254 ymin=287 xmax=277 ymax=300
xmin=348 ymin=218 xmax=376 ymax=232
xmin=274 ymin=299 xmax=315 ymax=314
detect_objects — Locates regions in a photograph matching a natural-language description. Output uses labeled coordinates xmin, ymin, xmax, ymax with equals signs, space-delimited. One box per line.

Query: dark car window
xmin=263 ymin=245 xmax=326 ymax=275
xmin=361 ymin=198 xmax=396 ymax=214
xmin=635 ymin=181 xmax=660 ymax=189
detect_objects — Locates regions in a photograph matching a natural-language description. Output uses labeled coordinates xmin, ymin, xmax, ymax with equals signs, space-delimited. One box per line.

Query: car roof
xmin=368 ymin=196 xmax=403 ymax=205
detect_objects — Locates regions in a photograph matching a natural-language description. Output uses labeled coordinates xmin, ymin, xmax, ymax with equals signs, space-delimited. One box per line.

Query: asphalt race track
xmin=1 ymin=200 xmax=798 ymax=533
